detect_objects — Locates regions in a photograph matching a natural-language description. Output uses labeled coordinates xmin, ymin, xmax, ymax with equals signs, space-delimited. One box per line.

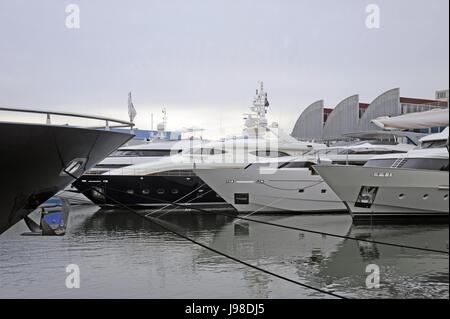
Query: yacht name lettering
xmin=373 ymin=172 xmax=393 ymax=177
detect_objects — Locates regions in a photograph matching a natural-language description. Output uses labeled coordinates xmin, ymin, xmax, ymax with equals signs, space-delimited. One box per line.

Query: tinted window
xmin=251 ymin=150 xmax=290 ymax=158
xmin=421 ymin=140 xmax=448 ymax=149
xmin=245 ymin=162 xmax=280 ymax=170
xmin=364 ymin=159 xmax=398 ymax=168
xmin=365 ymin=158 xmax=449 ymax=171
xmin=402 ymin=158 xmax=449 ymax=171
xmin=95 ymin=164 xmax=130 ymax=169
xmin=111 ymin=149 xmax=179 ymax=157
xmin=189 ymin=148 xmax=227 ymax=155
xmin=338 ymin=149 xmax=406 ymax=155
xmin=278 ymin=161 xmax=312 ymax=169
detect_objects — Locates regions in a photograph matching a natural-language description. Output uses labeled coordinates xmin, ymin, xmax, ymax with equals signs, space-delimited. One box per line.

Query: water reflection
xmin=0 ymin=206 xmax=448 ymax=299
xmin=319 ymin=224 xmax=449 ymax=298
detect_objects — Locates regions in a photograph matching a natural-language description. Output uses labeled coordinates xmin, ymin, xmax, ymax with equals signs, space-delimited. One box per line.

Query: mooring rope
xmin=93 ymin=186 xmax=348 ymax=299
xmin=86 ymin=184 xmax=449 ymax=255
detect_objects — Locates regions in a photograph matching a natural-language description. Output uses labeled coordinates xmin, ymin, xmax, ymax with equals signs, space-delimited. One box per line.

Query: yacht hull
xmin=195 ymin=168 xmax=347 ymax=214
xmin=314 ymin=165 xmax=449 ymax=220
xmin=72 ymin=174 xmax=228 ymax=209
xmin=0 ymin=122 xmax=133 ymax=234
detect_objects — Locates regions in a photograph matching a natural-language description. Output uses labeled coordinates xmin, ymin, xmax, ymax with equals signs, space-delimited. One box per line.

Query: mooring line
xmin=144 ymin=182 xmax=208 ymax=216
xmin=87 ymin=185 xmax=449 ymax=255
xmin=93 ymin=187 xmax=348 ymax=299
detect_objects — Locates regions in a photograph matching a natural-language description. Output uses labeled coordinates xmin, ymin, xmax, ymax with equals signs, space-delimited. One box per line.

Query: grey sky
xmin=0 ymin=0 xmax=448 ymax=138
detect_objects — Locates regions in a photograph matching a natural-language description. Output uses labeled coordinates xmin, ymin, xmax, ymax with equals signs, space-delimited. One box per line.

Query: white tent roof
xmin=371 ymin=108 xmax=449 ymax=130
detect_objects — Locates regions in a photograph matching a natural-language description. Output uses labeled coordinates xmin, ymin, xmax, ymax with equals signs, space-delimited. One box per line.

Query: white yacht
xmin=194 ymin=139 xmax=414 ymax=214
xmin=315 ymin=128 xmax=449 ymax=220
xmin=72 ymin=83 xmax=325 ymax=208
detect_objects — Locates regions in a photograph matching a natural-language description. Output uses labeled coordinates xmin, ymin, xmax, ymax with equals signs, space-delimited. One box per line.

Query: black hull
xmin=72 ymin=174 xmax=228 ymax=209
xmin=0 ymin=122 xmax=133 ymax=234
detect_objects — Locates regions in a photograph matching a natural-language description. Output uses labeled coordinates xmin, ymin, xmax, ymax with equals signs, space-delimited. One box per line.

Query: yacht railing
xmin=0 ymin=107 xmax=134 ymax=129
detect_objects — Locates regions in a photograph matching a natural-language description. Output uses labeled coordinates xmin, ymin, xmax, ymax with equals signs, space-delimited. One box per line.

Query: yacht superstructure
xmin=315 ymin=128 xmax=449 ymax=220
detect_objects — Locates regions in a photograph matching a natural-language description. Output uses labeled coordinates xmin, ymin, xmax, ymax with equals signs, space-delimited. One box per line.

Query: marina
xmin=1 ymin=207 xmax=448 ymax=299
xmin=0 ymin=0 xmax=448 ymax=304
xmin=0 ymin=83 xmax=448 ymax=300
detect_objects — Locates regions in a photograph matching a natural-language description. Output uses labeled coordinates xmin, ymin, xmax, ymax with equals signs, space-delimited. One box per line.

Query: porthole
xmin=198 ymin=189 xmax=204 ymax=193
xmin=126 ymin=189 xmax=134 ymax=195
xmin=422 ymin=194 xmax=429 ymax=200
xmin=156 ymin=188 xmax=165 ymax=195
xmin=171 ymin=189 xmax=179 ymax=195
xmin=398 ymin=194 xmax=405 ymax=199
xmin=444 ymin=194 xmax=449 ymax=200
xmin=321 ymin=189 xmax=327 ymax=194
xmin=298 ymin=189 xmax=305 ymax=193
xmin=142 ymin=189 xmax=150 ymax=195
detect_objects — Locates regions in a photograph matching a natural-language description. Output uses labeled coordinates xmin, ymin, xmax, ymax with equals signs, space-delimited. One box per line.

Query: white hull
xmin=315 ymin=165 xmax=449 ymax=219
xmin=195 ymin=167 xmax=347 ymax=214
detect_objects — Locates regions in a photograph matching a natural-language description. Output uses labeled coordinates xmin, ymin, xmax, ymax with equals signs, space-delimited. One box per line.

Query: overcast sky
xmin=0 ymin=0 xmax=448 ymax=138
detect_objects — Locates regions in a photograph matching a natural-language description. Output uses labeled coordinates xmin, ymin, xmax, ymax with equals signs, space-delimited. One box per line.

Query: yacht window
xmin=246 ymin=162 xmax=281 ymax=170
xmin=111 ymin=149 xmax=178 ymax=157
xmin=401 ymin=158 xmax=449 ymax=171
xmin=421 ymin=140 xmax=448 ymax=149
xmin=188 ymin=148 xmax=227 ymax=155
xmin=365 ymin=158 xmax=449 ymax=171
xmin=251 ymin=150 xmax=290 ymax=158
xmin=364 ymin=159 xmax=399 ymax=168
xmin=278 ymin=161 xmax=311 ymax=169
xmin=210 ymin=148 xmax=227 ymax=155
xmin=338 ymin=149 xmax=406 ymax=155
xmin=95 ymin=164 xmax=130 ymax=169
xmin=148 ymin=170 xmax=196 ymax=176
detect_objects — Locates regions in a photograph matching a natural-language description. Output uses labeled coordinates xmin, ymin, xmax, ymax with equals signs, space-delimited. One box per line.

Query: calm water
xmin=0 ymin=205 xmax=448 ymax=299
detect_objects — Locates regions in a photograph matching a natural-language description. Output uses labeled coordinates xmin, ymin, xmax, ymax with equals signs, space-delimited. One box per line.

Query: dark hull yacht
xmin=72 ymin=172 xmax=226 ymax=209
xmin=0 ymin=112 xmax=133 ymax=235
xmin=72 ymin=83 xmax=324 ymax=210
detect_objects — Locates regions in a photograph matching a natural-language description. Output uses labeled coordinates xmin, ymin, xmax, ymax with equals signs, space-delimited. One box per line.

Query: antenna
xmin=244 ymin=81 xmax=269 ymax=137
xmin=162 ymin=107 xmax=167 ymax=127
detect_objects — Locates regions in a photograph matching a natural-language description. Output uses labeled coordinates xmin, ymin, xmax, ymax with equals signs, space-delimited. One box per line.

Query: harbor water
xmin=0 ymin=205 xmax=448 ymax=299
